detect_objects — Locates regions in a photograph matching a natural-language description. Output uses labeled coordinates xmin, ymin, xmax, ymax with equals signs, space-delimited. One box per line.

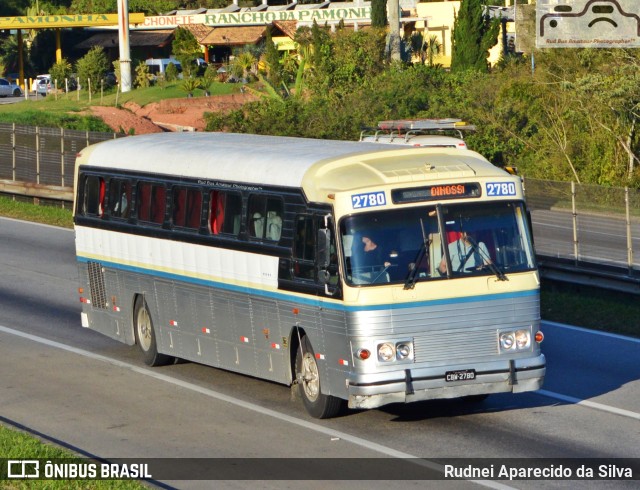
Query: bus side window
xmin=293 ymin=216 xmax=315 ymax=280
xmin=151 ymin=185 xmax=166 ymax=224
xmin=210 ymin=190 xmax=242 ymax=236
xmin=137 ymin=182 xmax=166 ymax=225
xmin=248 ymin=195 xmax=283 ymax=241
xmin=108 ymin=179 xmax=131 ymax=219
xmin=172 ymin=187 xmax=202 ymax=230
xmin=83 ymin=175 xmax=105 ymax=217
xmin=137 ymin=182 xmax=152 ymax=221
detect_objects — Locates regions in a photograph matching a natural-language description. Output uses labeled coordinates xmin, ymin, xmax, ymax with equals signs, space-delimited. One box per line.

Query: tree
xmin=263 ymin=26 xmax=282 ymax=89
xmin=70 ymin=0 xmax=175 ymax=15
xmin=172 ymin=27 xmax=201 ymax=78
xmin=371 ymin=0 xmax=387 ymax=28
xmin=49 ymin=58 xmax=73 ymax=91
xmin=0 ymin=36 xmax=27 ymax=75
xmin=75 ymin=46 xmax=110 ymax=93
xmin=451 ymin=0 xmax=500 ymax=73
xmin=425 ymin=35 xmax=442 ymax=67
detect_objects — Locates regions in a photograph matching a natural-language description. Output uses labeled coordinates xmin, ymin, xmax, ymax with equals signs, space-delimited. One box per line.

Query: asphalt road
xmin=0 ymin=217 xmax=639 ymax=489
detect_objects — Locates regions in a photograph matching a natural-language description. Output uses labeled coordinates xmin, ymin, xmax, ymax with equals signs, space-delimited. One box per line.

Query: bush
xmin=49 ymin=59 xmax=73 ymax=92
xmin=165 ymin=62 xmax=179 ymax=82
xmin=75 ymin=46 xmax=110 ymax=93
xmin=134 ymin=62 xmax=152 ymax=88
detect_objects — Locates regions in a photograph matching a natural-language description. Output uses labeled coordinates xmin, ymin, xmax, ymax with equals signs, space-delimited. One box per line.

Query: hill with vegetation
xmin=0 ymin=2 xmax=638 ymax=187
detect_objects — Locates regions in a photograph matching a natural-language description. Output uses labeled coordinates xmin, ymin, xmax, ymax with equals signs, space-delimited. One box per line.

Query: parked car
xmin=31 ymin=74 xmax=50 ymax=93
xmin=0 ymin=78 xmax=23 ymax=97
xmin=35 ymin=78 xmax=52 ymax=96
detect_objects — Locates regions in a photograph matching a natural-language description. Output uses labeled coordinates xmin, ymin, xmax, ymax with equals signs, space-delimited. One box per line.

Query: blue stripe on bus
xmin=77 ymin=256 xmax=538 ymax=313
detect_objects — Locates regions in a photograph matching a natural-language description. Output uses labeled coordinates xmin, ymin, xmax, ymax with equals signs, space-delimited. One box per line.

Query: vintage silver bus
xmin=74 ymin=132 xmax=545 ymax=418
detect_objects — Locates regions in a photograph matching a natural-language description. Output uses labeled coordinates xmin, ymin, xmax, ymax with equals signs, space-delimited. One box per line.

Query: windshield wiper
xmin=466 ymin=236 xmax=508 ymax=281
xmin=404 ymin=218 xmax=430 ymax=290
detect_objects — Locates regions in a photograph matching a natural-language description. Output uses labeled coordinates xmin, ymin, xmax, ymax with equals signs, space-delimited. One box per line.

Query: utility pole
xmin=117 ymin=0 xmax=132 ymax=93
xmin=387 ymin=0 xmax=401 ymax=62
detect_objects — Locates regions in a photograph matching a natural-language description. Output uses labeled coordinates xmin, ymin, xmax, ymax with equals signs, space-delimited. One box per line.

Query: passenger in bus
xmin=438 ymin=231 xmax=491 ymax=274
xmin=357 ymin=235 xmax=392 ymax=269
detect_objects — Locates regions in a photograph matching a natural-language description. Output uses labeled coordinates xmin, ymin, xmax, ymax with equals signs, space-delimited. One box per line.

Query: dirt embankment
xmin=89 ymin=92 xmax=257 ymax=135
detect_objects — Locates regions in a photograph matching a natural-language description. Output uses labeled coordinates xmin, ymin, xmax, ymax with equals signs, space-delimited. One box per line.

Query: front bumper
xmin=347 ymin=354 xmax=546 ymax=409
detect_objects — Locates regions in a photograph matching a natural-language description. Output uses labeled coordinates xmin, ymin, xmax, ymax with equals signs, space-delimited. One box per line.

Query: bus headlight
xmin=376 ymin=340 xmax=413 ymax=363
xmin=515 ymin=329 xmax=531 ymax=349
xmin=378 ymin=343 xmax=395 ymax=362
xmin=396 ymin=342 xmax=412 ymax=360
xmin=499 ymin=328 xmax=532 ymax=352
xmin=500 ymin=332 xmax=515 ymax=350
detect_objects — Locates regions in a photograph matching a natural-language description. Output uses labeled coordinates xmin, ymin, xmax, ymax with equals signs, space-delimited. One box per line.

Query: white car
xmin=31 ymin=74 xmax=50 ymax=93
xmin=35 ymin=78 xmax=53 ymax=96
xmin=0 ymin=78 xmax=23 ymax=97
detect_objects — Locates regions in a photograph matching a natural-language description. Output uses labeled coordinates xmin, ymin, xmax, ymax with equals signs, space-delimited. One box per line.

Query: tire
xmin=295 ymin=336 xmax=344 ymax=419
xmin=13 ymin=89 xmax=21 ymax=97
xmin=133 ymin=297 xmax=173 ymax=367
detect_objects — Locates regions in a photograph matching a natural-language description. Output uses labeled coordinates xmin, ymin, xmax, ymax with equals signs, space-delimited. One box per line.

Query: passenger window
xmin=172 ymin=187 xmax=202 ymax=230
xmin=209 ymin=190 xmax=242 ymax=235
xmin=83 ymin=175 xmax=105 ymax=217
xmin=293 ymin=216 xmax=315 ymax=280
xmin=137 ymin=182 xmax=166 ymax=225
xmin=247 ymin=195 xmax=283 ymax=241
xmin=108 ymin=179 xmax=132 ymax=219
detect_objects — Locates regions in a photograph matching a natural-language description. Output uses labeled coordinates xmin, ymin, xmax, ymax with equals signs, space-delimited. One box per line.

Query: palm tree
xmin=425 ymin=35 xmax=442 ymax=67
xmin=231 ymin=51 xmax=257 ymax=81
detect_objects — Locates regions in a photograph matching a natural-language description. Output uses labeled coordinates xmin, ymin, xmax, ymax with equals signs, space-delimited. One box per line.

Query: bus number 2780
xmin=352 ymin=191 xmax=386 ymax=209
xmin=487 ymin=182 xmax=517 ymax=197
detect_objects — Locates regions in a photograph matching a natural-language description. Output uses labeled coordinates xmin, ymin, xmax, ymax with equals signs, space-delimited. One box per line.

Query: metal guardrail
xmin=0 ymin=124 xmax=639 ymax=293
xmin=0 ymin=179 xmax=72 ymax=201
xmin=538 ymin=256 xmax=640 ymax=295
xmin=0 ymin=123 xmax=120 ymax=191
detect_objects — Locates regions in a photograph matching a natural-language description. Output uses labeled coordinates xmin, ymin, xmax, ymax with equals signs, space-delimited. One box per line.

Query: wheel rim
xmin=136 ymin=306 xmax=152 ymax=352
xmin=301 ymin=352 xmax=320 ymax=402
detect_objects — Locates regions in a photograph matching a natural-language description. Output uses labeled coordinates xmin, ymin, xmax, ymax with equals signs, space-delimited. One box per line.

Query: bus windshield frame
xmin=339 ymin=201 xmax=536 ymax=287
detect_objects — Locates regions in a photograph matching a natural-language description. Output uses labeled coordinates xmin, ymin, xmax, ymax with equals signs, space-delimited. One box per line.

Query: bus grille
xmin=413 ymin=327 xmax=498 ymax=363
xmin=87 ymin=261 xmax=107 ymax=309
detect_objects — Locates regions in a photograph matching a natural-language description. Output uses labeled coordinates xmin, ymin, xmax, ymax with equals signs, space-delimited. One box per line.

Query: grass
xmin=541 ymin=281 xmax=640 ymax=338
xmin=0 ymin=196 xmax=73 ymax=229
xmin=0 ymin=424 xmax=146 ymax=489
xmin=0 ymin=80 xmax=240 ymax=131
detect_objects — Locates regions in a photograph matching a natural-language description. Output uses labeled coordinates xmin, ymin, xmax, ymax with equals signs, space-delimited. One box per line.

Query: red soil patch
xmin=89 ymin=92 xmax=257 ymax=135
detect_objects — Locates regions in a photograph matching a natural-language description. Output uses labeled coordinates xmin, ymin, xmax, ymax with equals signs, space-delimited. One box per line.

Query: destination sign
xmin=392 ymin=183 xmax=482 ymax=204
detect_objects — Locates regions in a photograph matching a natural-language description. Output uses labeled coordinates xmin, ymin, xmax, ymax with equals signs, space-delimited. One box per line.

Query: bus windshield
xmin=340 ymin=201 xmax=535 ymax=286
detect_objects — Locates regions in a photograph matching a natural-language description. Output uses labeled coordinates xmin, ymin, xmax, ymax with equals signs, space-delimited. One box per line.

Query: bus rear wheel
xmin=295 ymin=336 xmax=344 ymax=419
xmin=133 ymin=297 xmax=173 ymax=367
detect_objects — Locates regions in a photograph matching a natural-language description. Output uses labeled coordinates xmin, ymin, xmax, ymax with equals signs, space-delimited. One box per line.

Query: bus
xmin=74 ymin=132 xmax=545 ymax=419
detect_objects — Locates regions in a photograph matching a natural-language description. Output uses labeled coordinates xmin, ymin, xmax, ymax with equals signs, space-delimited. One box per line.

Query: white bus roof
xmin=78 ymin=132 xmax=509 ymax=203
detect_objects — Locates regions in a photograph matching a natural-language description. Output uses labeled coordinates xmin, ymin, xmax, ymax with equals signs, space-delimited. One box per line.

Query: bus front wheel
xmin=133 ymin=297 xmax=173 ymax=367
xmin=295 ymin=336 xmax=344 ymax=419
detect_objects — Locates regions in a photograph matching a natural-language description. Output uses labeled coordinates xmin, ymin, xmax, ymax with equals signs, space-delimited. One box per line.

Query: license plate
xmin=445 ymin=369 xmax=476 ymax=382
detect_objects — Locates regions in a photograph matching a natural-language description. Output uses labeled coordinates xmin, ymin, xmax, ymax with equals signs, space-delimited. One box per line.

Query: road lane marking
xmin=539 ymin=321 xmax=640 ymax=420
xmin=536 ymin=390 xmax=640 ymax=421
xmin=0 ymin=325 xmax=513 ymax=490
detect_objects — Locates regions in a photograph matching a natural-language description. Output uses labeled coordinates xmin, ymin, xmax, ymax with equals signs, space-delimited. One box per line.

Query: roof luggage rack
xmin=359 ymin=118 xmax=476 ymax=145
xmin=376 ymin=118 xmax=476 ymax=132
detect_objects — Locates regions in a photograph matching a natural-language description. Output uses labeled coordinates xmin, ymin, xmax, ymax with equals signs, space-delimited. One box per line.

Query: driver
xmin=438 ymin=231 xmax=490 ymax=274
